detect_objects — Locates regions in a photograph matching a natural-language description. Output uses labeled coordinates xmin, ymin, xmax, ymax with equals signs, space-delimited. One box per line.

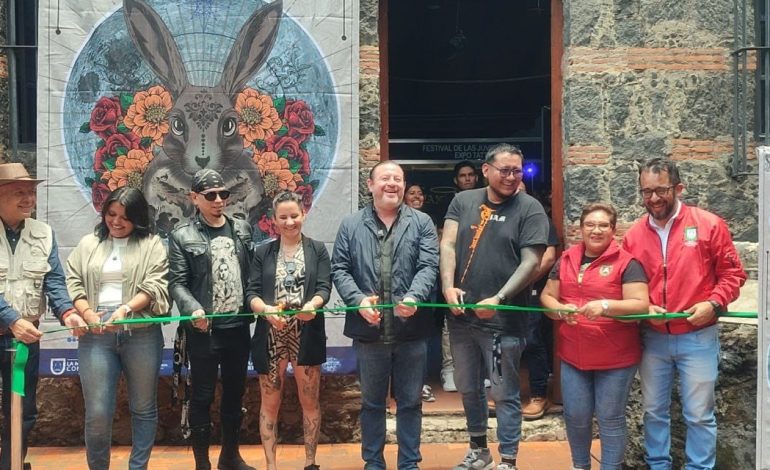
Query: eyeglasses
xmin=639 ymin=186 xmax=674 ymax=199
xmin=582 ymin=222 xmax=613 ymax=231
xmin=486 ymin=163 xmax=523 ymax=178
xmin=283 ymin=260 xmax=297 ymax=289
xmin=202 ymin=190 xmax=231 ymax=201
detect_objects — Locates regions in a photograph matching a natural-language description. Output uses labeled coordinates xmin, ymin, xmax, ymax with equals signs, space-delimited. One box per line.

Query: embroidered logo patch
xmin=684 ymin=226 xmax=698 ymax=247
xmin=599 ymin=264 xmax=613 ymax=277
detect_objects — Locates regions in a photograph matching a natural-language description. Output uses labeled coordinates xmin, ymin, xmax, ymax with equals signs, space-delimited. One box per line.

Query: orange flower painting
xmin=255 ymin=151 xmax=303 ymax=193
xmin=236 ymin=88 xmax=282 ymax=145
xmin=101 ymin=149 xmax=153 ymax=191
xmin=124 ymin=85 xmax=172 ymax=144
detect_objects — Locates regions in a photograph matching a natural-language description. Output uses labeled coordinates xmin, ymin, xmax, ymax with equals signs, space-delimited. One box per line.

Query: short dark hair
xmin=272 ymin=190 xmax=304 ymax=212
xmin=639 ymin=158 xmax=682 ymax=186
xmin=453 ymin=160 xmax=476 ymax=177
xmin=579 ymin=203 xmax=618 ymax=229
xmin=405 ymin=182 xmax=424 ymax=193
xmin=368 ymin=161 xmax=403 ymax=179
xmin=96 ymin=187 xmax=152 ymax=240
xmin=484 ymin=143 xmax=524 ymax=164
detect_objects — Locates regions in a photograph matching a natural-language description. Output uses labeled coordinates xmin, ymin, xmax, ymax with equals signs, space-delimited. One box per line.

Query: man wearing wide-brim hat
xmin=0 ymin=162 xmax=78 ymax=470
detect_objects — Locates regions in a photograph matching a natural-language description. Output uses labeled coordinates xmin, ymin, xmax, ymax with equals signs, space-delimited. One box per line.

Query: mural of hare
xmin=123 ymin=0 xmax=283 ymax=231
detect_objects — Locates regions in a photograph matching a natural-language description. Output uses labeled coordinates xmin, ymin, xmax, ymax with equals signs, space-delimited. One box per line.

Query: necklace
xmin=280 ymin=238 xmax=302 ymax=261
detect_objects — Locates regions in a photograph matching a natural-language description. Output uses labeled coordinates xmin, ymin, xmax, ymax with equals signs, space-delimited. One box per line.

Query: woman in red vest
xmin=540 ymin=203 xmax=649 ymax=470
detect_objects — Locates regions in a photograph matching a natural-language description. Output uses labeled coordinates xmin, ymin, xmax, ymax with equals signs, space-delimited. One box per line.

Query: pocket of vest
xmin=22 ymin=261 xmax=51 ymax=312
xmin=0 ymin=265 xmax=7 ymax=295
xmin=22 ymin=260 xmax=51 ymax=288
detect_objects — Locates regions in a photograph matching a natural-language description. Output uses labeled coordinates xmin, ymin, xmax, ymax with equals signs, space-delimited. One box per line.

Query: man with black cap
xmin=0 ymin=162 xmax=79 ymax=470
xmin=168 ymin=169 xmax=255 ymax=470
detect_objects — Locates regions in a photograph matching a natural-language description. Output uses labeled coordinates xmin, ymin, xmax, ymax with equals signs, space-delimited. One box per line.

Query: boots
xmin=190 ymin=424 xmax=212 ymax=470
xmin=217 ymin=413 xmax=255 ymax=470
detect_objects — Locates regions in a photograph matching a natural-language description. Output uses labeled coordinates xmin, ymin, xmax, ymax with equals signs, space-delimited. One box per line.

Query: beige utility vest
xmin=0 ymin=218 xmax=53 ymax=320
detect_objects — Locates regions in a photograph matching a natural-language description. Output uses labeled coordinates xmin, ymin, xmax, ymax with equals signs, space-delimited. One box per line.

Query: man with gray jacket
xmin=331 ymin=161 xmax=439 ymax=470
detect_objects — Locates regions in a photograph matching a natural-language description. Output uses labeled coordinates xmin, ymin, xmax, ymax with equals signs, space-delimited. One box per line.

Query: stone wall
xmin=30 ymin=375 xmax=362 ymax=446
xmin=0 ymin=0 xmax=10 ymax=161
xmin=622 ymin=322 xmax=758 ymax=469
xmin=562 ymin=0 xmax=758 ymax=242
xmin=562 ymin=1 xmax=759 ymax=468
xmin=359 ymin=0 xmax=381 ymax=204
xmin=0 ymin=2 xmax=762 ymax=466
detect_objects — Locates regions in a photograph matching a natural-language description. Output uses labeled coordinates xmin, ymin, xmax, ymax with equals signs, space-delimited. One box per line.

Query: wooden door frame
xmin=379 ymin=0 xmax=390 ymax=161
xmin=550 ymin=0 xmax=564 ymax=243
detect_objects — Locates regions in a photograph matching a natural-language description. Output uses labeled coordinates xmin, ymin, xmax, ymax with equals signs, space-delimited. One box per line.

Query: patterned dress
xmin=266 ymin=243 xmax=306 ymax=384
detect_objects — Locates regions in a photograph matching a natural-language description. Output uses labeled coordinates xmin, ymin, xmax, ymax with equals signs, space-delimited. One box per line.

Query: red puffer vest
xmin=557 ymin=240 xmax=642 ymax=370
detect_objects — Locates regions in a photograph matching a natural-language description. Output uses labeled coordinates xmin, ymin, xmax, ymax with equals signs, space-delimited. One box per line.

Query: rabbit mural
xmin=120 ymin=0 xmax=280 ymax=228
xmin=75 ymin=0 xmax=330 ymax=238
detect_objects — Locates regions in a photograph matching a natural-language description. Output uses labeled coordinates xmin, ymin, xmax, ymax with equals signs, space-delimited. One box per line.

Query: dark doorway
xmin=383 ymin=0 xmax=557 ymax=409
xmin=386 ymin=0 xmax=552 ymax=204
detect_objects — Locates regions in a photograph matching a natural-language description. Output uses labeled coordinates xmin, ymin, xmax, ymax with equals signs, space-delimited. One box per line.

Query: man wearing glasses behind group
xmin=440 ymin=144 xmax=549 ymax=470
xmin=623 ymin=158 xmax=746 ymax=470
xmin=168 ymin=169 xmax=256 ymax=470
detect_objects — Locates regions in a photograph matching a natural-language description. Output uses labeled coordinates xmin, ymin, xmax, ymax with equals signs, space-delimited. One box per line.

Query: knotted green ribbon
xmin=10 ymin=340 xmax=29 ymax=396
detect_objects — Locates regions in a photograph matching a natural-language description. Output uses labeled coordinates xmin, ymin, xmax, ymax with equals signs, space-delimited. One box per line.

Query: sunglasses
xmin=283 ymin=260 xmax=297 ymax=289
xmin=201 ymin=190 xmax=231 ymax=201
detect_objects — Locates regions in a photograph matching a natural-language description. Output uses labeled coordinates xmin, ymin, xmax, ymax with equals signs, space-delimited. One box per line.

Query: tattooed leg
xmin=295 ymin=365 xmax=321 ymax=466
xmin=259 ymin=359 xmax=288 ymax=470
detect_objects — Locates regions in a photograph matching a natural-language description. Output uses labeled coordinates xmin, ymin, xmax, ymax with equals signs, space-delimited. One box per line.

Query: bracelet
xmin=61 ymin=309 xmax=78 ymax=322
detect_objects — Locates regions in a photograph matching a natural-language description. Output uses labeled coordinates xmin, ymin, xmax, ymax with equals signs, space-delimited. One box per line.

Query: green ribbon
xmin=10 ymin=340 xmax=29 ymax=396
xmin=14 ymin=301 xmax=755 ymax=392
xmin=40 ymin=302 xmax=759 ymax=337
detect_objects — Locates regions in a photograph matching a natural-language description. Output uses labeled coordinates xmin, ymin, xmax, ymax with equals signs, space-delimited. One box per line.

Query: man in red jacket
xmin=623 ymin=158 xmax=746 ymax=470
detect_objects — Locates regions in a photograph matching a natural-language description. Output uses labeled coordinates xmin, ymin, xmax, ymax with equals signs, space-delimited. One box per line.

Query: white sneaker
xmin=496 ymin=463 xmax=517 ymax=470
xmin=484 ymin=378 xmax=491 ymax=388
xmin=452 ymin=443 xmax=494 ymax=470
xmin=421 ymin=384 xmax=436 ymax=402
xmin=442 ymin=370 xmax=457 ymax=392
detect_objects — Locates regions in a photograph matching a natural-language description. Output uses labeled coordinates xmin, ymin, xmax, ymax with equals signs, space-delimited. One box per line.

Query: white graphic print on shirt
xmin=210 ymin=236 xmax=243 ymax=314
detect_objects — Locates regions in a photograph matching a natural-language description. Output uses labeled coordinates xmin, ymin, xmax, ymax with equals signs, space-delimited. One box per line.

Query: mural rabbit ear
xmin=220 ymin=0 xmax=283 ymax=96
xmin=123 ymin=0 xmax=189 ymax=93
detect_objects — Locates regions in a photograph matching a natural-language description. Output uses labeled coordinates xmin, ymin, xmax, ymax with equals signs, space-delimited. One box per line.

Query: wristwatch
xmin=708 ymin=300 xmax=722 ymax=314
xmin=601 ymin=300 xmax=610 ymax=316
xmin=495 ymin=292 xmax=506 ymax=303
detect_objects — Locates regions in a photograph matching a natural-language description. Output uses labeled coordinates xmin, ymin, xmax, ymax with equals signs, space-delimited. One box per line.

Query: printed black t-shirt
xmin=445 ymin=188 xmax=549 ymax=336
xmin=205 ymin=221 xmax=244 ymax=328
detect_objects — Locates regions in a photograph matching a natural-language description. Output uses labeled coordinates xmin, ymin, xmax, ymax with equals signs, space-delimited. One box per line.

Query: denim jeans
xmin=0 ymin=336 xmax=39 ymax=470
xmin=79 ymin=324 xmax=164 ymax=470
xmin=640 ymin=324 xmax=719 ymax=470
xmin=523 ymin=311 xmax=550 ymax=397
xmin=561 ymin=361 xmax=637 ymax=470
xmin=441 ymin=322 xmax=454 ymax=373
xmin=187 ymin=326 xmax=251 ymax=428
xmin=354 ymin=339 xmax=426 ymax=470
xmin=448 ymin=321 xmax=526 ymax=459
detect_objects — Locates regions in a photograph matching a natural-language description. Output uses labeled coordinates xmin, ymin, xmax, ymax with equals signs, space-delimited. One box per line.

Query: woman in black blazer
xmin=246 ymin=191 xmax=331 ymax=470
